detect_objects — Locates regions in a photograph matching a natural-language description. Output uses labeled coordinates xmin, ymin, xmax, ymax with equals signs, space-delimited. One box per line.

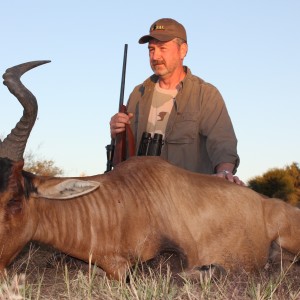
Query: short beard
xmin=151 ymin=60 xmax=168 ymax=76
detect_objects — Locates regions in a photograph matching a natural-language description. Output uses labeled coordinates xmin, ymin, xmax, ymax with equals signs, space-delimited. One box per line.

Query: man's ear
xmin=180 ymin=43 xmax=188 ymax=59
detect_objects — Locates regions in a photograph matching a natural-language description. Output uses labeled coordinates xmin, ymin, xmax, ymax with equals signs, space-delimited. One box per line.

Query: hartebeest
xmin=0 ymin=61 xmax=300 ymax=280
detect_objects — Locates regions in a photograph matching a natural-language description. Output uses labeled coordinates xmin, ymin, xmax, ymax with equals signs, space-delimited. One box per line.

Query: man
xmin=110 ymin=18 xmax=243 ymax=185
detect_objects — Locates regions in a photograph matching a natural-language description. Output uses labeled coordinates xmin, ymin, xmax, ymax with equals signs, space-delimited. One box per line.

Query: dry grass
xmin=2 ymin=242 xmax=300 ymax=299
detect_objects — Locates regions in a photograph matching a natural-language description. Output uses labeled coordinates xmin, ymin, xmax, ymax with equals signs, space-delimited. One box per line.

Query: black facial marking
xmin=0 ymin=158 xmax=13 ymax=192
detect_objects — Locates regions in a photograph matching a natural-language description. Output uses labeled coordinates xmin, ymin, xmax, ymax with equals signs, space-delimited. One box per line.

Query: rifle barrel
xmin=118 ymin=44 xmax=128 ymax=112
xmin=105 ymin=44 xmax=128 ymax=173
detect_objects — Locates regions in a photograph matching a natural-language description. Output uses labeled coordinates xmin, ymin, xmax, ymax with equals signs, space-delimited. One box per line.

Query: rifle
xmin=105 ymin=44 xmax=135 ymax=172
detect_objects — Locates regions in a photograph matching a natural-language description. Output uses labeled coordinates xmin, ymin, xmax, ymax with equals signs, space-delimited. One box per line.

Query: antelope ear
xmin=33 ymin=179 xmax=100 ymax=199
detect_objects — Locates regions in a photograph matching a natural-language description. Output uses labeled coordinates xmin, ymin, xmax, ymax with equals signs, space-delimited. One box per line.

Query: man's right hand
xmin=110 ymin=112 xmax=133 ymax=138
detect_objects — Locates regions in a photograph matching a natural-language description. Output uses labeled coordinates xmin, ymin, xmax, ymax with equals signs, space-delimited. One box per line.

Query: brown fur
xmin=1 ymin=156 xmax=300 ymax=280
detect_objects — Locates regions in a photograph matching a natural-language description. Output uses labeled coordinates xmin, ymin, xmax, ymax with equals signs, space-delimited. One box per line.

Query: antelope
xmin=0 ymin=61 xmax=299 ymax=280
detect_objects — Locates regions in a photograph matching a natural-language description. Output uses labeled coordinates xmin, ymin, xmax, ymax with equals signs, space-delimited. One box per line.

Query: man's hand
xmin=110 ymin=112 xmax=133 ymax=138
xmin=215 ymin=162 xmax=245 ymax=186
xmin=215 ymin=170 xmax=245 ymax=186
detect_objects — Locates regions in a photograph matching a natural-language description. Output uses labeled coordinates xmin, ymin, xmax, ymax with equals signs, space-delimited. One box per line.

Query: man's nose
xmin=152 ymin=49 xmax=161 ymax=60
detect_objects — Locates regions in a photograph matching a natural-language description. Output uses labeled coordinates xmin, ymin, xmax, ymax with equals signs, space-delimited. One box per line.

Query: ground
xmin=4 ymin=242 xmax=300 ymax=299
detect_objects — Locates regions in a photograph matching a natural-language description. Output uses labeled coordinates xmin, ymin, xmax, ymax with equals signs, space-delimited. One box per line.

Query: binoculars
xmin=138 ymin=132 xmax=164 ymax=156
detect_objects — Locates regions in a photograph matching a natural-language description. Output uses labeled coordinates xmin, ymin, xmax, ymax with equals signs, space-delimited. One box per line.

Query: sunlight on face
xmin=148 ymin=39 xmax=187 ymax=78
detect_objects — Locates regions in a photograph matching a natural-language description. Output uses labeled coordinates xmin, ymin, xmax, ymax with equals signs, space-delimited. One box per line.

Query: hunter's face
xmin=148 ymin=39 xmax=186 ymax=79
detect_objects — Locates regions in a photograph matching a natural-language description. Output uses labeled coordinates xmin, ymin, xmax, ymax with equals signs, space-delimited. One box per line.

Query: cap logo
xmin=151 ymin=25 xmax=165 ymax=32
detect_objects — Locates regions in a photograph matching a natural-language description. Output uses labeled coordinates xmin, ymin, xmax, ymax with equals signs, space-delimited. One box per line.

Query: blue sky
xmin=0 ymin=0 xmax=299 ymax=182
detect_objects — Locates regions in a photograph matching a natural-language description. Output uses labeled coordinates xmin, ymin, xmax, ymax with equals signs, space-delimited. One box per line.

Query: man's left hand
xmin=215 ymin=170 xmax=245 ymax=186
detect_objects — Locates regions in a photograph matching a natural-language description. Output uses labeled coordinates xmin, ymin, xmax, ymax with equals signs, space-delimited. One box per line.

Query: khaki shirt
xmin=127 ymin=67 xmax=240 ymax=174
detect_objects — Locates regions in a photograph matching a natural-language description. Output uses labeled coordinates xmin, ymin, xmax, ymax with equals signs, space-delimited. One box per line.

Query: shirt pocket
xmin=166 ymin=112 xmax=198 ymax=144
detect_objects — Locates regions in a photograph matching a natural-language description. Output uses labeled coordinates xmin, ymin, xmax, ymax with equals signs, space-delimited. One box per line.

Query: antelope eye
xmin=6 ymin=197 xmax=23 ymax=214
xmin=7 ymin=198 xmax=18 ymax=207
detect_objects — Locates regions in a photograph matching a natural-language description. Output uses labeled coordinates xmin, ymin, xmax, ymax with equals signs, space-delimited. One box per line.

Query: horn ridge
xmin=0 ymin=60 xmax=51 ymax=161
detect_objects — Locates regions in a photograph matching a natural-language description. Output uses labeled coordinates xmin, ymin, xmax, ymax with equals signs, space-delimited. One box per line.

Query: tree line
xmin=248 ymin=162 xmax=300 ymax=206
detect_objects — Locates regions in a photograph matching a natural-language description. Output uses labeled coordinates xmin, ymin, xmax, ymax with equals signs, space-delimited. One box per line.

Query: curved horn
xmin=0 ymin=60 xmax=50 ymax=161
